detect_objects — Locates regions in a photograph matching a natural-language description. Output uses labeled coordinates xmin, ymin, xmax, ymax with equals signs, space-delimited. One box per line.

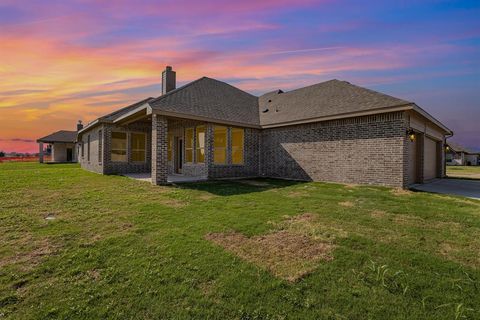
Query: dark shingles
xmin=37 ymin=131 xmax=77 ymax=143
xmin=258 ymin=80 xmax=411 ymax=126
xmin=149 ymin=77 xmax=260 ymax=126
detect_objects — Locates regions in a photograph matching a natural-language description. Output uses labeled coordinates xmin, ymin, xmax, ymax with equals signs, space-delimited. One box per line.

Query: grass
xmin=0 ymin=163 xmax=479 ymax=319
xmin=447 ymin=165 xmax=480 ymax=179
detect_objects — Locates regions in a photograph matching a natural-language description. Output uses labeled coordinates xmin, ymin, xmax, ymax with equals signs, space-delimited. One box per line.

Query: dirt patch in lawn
xmin=0 ymin=237 xmax=60 ymax=270
xmin=390 ymin=188 xmax=413 ymax=196
xmin=370 ymin=210 xmax=387 ymax=218
xmin=339 ymin=201 xmax=355 ymax=207
xmin=205 ymin=230 xmax=334 ymax=282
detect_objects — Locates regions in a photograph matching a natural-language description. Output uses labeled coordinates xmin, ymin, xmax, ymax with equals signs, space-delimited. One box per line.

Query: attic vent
xmin=268 ymin=99 xmax=272 ymax=103
xmin=262 ymin=108 xmax=269 ymax=113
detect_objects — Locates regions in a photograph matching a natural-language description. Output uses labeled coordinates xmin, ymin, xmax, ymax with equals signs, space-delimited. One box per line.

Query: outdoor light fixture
xmin=446 ymin=146 xmax=450 ymax=151
xmin=407 ymin=129 xmax=416 ymax=142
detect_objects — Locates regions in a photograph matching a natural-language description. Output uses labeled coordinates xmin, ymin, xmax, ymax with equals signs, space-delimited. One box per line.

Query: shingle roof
xmin=149 ymin=77 xmax=260 ymax=126
xmin=37 ymin=130 xmax=77 ymax=143
xmin=101 ymin=97 xmax=154 ymax=122
xmin=258 ymin=79 xmax=411 ymax=126
xmin=447 ymin=141 xmax=479 ymax=154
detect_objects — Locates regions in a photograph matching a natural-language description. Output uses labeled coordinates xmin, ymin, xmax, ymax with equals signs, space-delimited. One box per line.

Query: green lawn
xmin=1 ymin=163 xmax=479 ymax=319
xmin=447 ymin=165 xmax=480 ymax=179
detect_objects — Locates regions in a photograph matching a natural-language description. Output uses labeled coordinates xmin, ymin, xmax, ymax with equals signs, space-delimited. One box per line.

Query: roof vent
xmin=268 ymin=99 xmax=272 ymax=103
xmin=277 ymin=89 xmax=283 ymax=94
xmin=262 ymin=108 xmax=269 ymax=113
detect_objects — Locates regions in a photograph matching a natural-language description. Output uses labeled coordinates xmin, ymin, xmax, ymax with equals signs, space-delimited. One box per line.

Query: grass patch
xmin=0 ymin=162 xmax=480 ymax=319
xmin=447 ymin=165 xmax=480 ymax=179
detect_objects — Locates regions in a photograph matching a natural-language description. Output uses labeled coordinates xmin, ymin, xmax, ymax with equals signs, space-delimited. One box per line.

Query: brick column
xmin=205 ymin=124 xmax=214 ymax=178
xmin=151 ymin=114 xmax=168 ymax=185
xmin=39 ymin=142 xmax=44 ymax=163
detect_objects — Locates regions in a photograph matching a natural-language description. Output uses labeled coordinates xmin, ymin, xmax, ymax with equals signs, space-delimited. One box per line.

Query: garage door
xmin=424 ymin=137 xmax=438 ymax=180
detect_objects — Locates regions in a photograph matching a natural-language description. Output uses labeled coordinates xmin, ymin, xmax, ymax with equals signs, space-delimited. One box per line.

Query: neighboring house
xmin=446 ymin=141 xmax=479 ymax=166
xmin=37 ymin=121 xmax=83 ymax=163
xmin=77 ymin=66 xmax=452 ymax=188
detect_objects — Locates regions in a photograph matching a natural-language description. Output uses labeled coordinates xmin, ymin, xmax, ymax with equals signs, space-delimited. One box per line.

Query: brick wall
xmin=260 ymin=112 xmax=408 ymax=187
xmin=206 ymin=125 xmax=260 ymax=179
xmin=79 ymin=126 xmax=103 ymax=173
xmin=79 ymin=121 xmax=152 ymax=174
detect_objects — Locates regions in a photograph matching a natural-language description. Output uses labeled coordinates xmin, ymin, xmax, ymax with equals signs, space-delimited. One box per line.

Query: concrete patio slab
xmin=411 ymin=178 xmax=480 ymax=200
xmin=123 ymin=173 xmax=208 ymax=184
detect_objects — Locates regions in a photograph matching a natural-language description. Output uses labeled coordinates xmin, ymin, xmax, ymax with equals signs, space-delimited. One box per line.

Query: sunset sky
xmin=0 ymin=0 xmax=479 ymax=153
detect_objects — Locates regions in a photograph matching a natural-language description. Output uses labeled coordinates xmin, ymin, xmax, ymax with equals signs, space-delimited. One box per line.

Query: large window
xmin=231 ymin=128 xmax=244 ymax=164
xmin=185 ymin=128 xmax=194 ymax=163
xmin=131 ymin=133 xmax=146 ymax=162
xmin=214 ymin=125 xmax=227 ymax=164
xmin=111 ymin=132 xmax=127 ymax=162
xmin=196 ymin=126 xmax=205 ymax=163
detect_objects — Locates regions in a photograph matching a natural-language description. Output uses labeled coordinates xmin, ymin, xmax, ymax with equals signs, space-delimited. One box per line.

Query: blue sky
xmin=0 ymin=0 xmax=479 ymax=152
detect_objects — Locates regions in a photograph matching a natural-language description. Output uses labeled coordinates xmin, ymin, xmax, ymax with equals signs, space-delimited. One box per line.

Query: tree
xmin=0 ymin=151 xmax=5 ymax=157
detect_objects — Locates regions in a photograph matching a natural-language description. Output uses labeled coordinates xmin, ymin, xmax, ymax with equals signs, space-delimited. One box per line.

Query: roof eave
xmin=150 ymin=108 xmax=261 ymax=129
xmin=260 ymin=104 xmax=414 ymax=128
xmin=411 ymin=104 xmax=452 ymax=135
xmin=112 ymin=103 xmax=150 ymax=125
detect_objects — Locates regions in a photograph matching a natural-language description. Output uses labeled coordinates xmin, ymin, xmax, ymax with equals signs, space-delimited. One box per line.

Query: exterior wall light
xmin=407 ymin=129 xmax=416 ymax=142
xmin=445 ymin=146 xmax=450 ymax=151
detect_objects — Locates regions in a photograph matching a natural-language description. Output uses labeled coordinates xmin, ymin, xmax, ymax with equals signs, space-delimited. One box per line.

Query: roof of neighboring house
xmin=258 ymin=79 xmax=411 ymax=126
xmin=149 ymin=77 xmax=260 ymax=126
xmin=447 ymin=141 xmax=480 ymax=154
xmin=37 ymin=130 xmax=77 ymax=143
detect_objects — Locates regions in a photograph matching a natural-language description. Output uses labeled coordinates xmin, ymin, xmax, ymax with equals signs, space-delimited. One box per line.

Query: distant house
xmin=36 ymin=121 xmax=83 ymax=163
xmin=446 ymin=142 xmax=479 ymax=166
xmin=73 ymin=66 xmax=452 ymax=188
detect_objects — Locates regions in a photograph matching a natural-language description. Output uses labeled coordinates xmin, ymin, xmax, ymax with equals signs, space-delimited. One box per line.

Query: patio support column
xmin=151 ymin=114 xmax=168 ymax=185
xmin=39 ymin=142 xmax=44 ymax=163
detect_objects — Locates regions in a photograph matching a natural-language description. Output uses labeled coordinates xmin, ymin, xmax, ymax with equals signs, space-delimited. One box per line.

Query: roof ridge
xmin=149 ymin=77 xmax=207 ymax=105
xmin=202 ymin=77 xmax=258 ymax=98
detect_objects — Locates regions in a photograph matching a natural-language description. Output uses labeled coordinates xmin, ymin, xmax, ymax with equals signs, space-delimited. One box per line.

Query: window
xmin=196 ymin=126 xmax=205 ymax=163
xmin=81 ymin=140 xmax=84 ymax=158
xmin=185 ymin=128 xmax=194 ymax=163
xmin=231 ymin=128 xmax=244 ymax=164
xmin=167 ymin=133 xmax=173 ymax=161
xmin=111 ymin=132 xmax=127 ymax=162
xmin=214 ymin=125 xmax=227 ymax=164
xmin=98 ymin=130 xmax=102 ymax=164
xmin=131 ymin=133 xmax=146 ymax=162
xmin=87 ymin=135 xmax=90 ymax=162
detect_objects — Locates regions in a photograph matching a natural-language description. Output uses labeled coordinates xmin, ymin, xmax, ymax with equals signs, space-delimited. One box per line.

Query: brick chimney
xmin=162 ymin=66 xmax=176 ymax=95
xmin=77 ymin=120 xmax=83 ymax=131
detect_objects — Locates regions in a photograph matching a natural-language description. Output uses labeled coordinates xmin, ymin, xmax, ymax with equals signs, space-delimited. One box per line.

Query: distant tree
xmin=0 ymin=151 xmax=5 ymax=157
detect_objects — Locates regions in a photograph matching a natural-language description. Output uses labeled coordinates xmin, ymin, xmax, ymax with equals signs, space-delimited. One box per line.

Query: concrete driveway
xmin=411 ymin=179 xmax=480 ymax=200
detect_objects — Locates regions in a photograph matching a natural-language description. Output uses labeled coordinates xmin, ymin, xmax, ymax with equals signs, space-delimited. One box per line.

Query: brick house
xmin=76 ymin=66 xmax=452 ymax=187
xmin=37 ymin=121 xmax=83 ymax=163
xmin=446 ymin=141 xmax=479 ymax=166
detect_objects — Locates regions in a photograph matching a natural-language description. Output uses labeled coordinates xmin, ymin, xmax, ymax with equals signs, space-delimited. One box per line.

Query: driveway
xmin=411 ymin=179 xmax=480 ymax=200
